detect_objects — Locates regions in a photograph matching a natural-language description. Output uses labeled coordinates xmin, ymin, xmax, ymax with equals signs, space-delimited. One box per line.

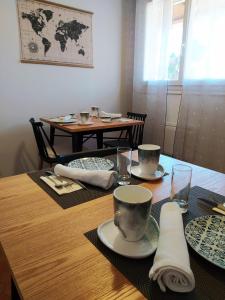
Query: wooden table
xmin=40 ymin=117 xmax=144 ymax=152
xmin=0 ymin=153 xmax=225 ymax=300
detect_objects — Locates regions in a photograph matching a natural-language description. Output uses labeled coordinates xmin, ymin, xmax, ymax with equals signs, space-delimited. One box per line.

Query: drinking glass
xmin=170 ymin=164 xmax=192 ymax=213
xmin=117 ymin=147 xmax=132 ymax=185
xmin=91 ymin=106 xmax=99 ymax=118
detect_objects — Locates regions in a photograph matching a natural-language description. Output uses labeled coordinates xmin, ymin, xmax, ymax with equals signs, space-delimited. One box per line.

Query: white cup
xmin=113 ymin=185 xmax=152 ymax=241
xmin=138 ymin=144 xmax=160 ymax=175
xmin=80 ymin=112 xmax=90 ymax=124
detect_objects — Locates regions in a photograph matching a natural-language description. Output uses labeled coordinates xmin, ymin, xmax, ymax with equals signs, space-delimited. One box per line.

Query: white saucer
xmin=119 ymin=118 xmax=130 ymax=122
xmin=97 ymin=216 xmax=159 ymax=259
xmin=101 ymin=118 xmax=112 ymax=123
xmin=78 ymin=121 xmax=94 ymax=126
xmin=131 ymin=164 xmax=165 ymax=181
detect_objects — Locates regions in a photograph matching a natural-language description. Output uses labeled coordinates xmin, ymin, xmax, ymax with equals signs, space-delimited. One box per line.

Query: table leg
xmin=11 ymin=278 xmax=20 ymax=300
xmin=128 ymin=127 xmax=133 ymax=149
xmin=50 ymin=126 xmax=55 ymax=146
xmin=96 ymin=131 xmax=103 ymax=149
xmin=72 ymin=133 xmax=83 ymax=152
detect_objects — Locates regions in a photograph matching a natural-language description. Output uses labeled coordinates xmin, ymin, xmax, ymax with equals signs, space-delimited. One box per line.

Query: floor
xmin=0 ymin=248 xmax=11 ymax=300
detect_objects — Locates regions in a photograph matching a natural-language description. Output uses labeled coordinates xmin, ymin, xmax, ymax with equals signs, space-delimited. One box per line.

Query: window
xmin=144 ymin=0 xmax=186 ymax=82
xmin=167 ymin=0 xmax=185 ymax=81
xmin=143 ymin=0 xmax=225 ymax=82
xmin=184 ymin=0 xmax=225 ymax=80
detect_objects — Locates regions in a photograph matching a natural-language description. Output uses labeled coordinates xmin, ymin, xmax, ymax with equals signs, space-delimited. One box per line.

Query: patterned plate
xmin=68 ymin=157 xmax=114 ymax=171
xmin=185 ymin=215 xmax=225 ymax=269
xmin=50 ymin=118 xmax=77 ymax=124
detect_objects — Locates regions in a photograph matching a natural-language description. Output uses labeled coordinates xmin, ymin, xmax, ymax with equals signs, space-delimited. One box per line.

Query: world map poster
xmin=17 ymin=0 xmax=93 ymax=67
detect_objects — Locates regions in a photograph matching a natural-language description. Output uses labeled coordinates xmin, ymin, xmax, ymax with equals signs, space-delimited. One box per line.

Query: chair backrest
xmin=29 ymin=118 xmax=58 ymax=163
xmin=127 ymin=112 xmax=147 ymax=149
xmin=59 ymin=147 xmax=118 ymax=164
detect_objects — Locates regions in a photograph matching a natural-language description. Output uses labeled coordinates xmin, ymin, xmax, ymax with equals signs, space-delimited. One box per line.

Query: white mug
xmin=80 ymin=112 xmax=89 ymax=124
xmin=113 ymin=185 xmax=152 ymax=241
xmin=138 ymin=144 xmax=160 ymax=175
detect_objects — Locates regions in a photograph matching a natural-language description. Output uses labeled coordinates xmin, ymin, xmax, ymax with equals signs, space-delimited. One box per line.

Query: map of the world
xmin=17 ymin=0 xmax=93 ymax=67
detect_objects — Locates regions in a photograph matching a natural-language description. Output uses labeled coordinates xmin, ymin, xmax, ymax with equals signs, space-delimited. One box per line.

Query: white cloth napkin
xmin=149 ymin=202 xmax=195 ymax=293
xmin=100 ymin=111 xmax=122 ymax=119
xmin=54 ymin=164 xmax=117 ymax=190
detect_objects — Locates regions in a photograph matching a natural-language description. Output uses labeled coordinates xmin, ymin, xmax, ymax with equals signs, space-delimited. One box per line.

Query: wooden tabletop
xmin=0 ymin=153 xmax=225 ymax=299
xmin=40 ymin=117 xmax=144 ymax=133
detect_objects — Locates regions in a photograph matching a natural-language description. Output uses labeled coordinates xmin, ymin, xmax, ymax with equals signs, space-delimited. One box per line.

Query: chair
xmin=30 ymin=118 xmax=117 ymax=169
xmin=103 ymin=112 xmax=147 ymax=150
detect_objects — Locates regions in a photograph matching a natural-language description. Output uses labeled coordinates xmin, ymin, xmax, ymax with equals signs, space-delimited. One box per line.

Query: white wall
xmin=0 ymin=0 xmax=133 ymax=177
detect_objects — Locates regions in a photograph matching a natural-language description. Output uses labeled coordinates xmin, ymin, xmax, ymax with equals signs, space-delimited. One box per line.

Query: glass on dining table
xmin=91 ymin=106 xmax=100 ymax=118
xmin=170 ymin=164 xmax=192 ymax=213
xmin=117 ymin=147 xmax=132 ymax=185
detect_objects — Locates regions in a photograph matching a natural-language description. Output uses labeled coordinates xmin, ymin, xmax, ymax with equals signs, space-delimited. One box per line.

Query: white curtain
xmin=174 ymin=0 xmax=225 ymax=172
xmin=133 ymin=0 xmax=172 ymax=149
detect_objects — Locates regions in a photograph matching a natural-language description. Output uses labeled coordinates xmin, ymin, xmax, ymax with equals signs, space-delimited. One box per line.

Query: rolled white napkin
xmin=149 ymin=202 xmax=195 ymax=293
xmin=100 ymin=111 xmax=122 ymax=119
xmin=54 ymin=164 xmax=117 ymax=190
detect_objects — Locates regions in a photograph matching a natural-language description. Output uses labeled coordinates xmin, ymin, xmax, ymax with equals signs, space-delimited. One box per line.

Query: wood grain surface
xmin=0 ymin=153 xmax=225 ymax=299
xmin=40 ymin=117 xmax=144 ymax=133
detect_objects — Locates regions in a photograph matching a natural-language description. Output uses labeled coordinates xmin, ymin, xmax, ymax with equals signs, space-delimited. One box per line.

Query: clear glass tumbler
xmin=117 ymin=147 xmax=132 ymax=185
xmin=170 ymin=164 xmax=192 ymax=213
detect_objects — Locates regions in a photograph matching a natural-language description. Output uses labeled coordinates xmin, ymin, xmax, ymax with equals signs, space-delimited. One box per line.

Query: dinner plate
xmin=68 ymin=157 xmax=114 ymax=171
xmin=131 ymin=164 xmax=165 ymax=181
xmin=101 ymin=118 xmax=112 ymax=123
xmin=119 ymin=118 xmax=131 ymax=122
xmin=50 ymin=118 xmax=77 ymax=124
xmin=185 ymin=215 xmax=225 ymax=269
xmin=97 ymin=216 xmax=159 ymax=259
xmin=77 ymin=121 xmax=94 ymax=126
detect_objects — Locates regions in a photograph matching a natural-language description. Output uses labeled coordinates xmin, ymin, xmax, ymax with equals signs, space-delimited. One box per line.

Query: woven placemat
xmin=84 ymin=186 xmax=225 ymax=300
xmin=27 ymin=158 xmax=142 ymax=209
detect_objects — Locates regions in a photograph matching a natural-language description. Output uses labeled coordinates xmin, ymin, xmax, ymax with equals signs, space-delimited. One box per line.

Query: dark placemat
xmin=27 ymin=158 xmax=142 ymax=209
xmin=84 ymin=186 xmax=225 ymax=300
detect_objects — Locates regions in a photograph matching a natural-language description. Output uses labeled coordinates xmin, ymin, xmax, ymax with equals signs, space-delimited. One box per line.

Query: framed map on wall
xmin=17 ymin=0 xmax=93 ymax=68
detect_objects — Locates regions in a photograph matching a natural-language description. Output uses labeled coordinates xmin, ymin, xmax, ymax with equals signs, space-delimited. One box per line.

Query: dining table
xmin=0 ymin=152 xmax=225 ymax=300
xmin=40 ymin=116 xmax=144 ymax=152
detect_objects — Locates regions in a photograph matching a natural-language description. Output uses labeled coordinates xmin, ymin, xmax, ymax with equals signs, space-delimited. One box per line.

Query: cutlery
xmin=197 ymin=197 xmax=225 ymax=212
xmin=46 ymin=175 xmax=65 ymax=189
xmin=45 ymin=171 xmax=73 ymax=188
xmin=45 ymin=171 xmax=88 ymax=191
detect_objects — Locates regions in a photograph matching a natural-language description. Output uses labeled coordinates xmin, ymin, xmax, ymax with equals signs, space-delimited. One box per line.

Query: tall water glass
xmin=91 ymin=106 xmax=99 ymax=118
xmin=117 ymin=147 xmax=132 ymax=185
xmin=170 ymin=164 xmax=192 ymax=213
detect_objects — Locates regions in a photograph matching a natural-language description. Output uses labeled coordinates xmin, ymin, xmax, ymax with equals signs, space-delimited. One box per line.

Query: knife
xmin=45 ymin=171 xmax=88 ymax=191
xmin=197 ymin=197 xmax=225 ymax=214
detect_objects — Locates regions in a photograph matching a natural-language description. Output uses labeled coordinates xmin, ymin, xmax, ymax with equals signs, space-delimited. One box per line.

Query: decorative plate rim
xmin=50 ymin=118 xmax=77 ymax=124
xmin=185 ymin=214 xmax=225 ymax=269
xmin=68 ymin=157 xmax=114 ymax=170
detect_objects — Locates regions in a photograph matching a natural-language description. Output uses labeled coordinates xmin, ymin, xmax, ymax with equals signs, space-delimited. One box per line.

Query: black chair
xmin=103 ymin=112 xmax=147 ymax=150
xmin=30 ymin=118 xmax=117 ymax=169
